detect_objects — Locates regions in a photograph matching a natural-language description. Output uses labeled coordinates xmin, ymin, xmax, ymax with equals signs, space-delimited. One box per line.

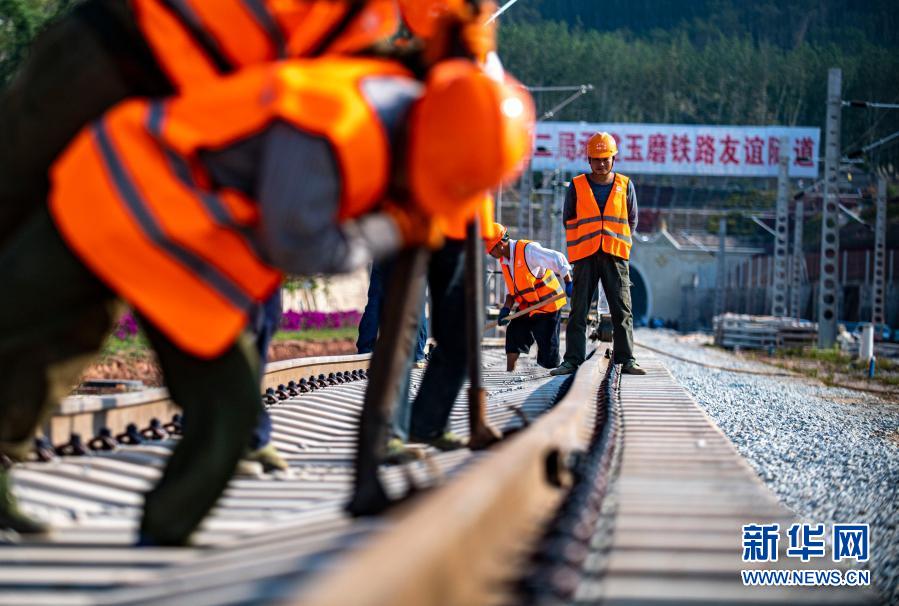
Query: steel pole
xmin=772 ymin=135 xmax=790 ymax=317
xmin=348 ymin=249 xmax=430 ymax=516
xmin=873 ymin=177 xmax=887 ymax=330
xmin=790 ymin=200 xmax=805 ymax=319
xmin=818 ymin=68 xmax=842 ymax=347
xmin=465 ymin=217 xmax=501 ymax=450
xmin=715 ymin=217 xmax=727 ymax=317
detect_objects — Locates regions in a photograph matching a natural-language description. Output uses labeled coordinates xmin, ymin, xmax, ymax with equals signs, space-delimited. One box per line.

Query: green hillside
xmin=499 ymin=1 xmax=899 ymax=172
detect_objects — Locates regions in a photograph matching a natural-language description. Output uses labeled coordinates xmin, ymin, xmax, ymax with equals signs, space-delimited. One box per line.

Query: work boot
xmin=0 ymin=461 xmax=48 ymax=535
xmin=234 ymin=459 xmax=264 ymax=477
xmin=621 ymin=361 xmax=647 ymax=375
xmin=243 ymin=443 xmax=289 ymax=473
xmin=425 ymin=431 xmax=468 ymax=452
xmin=549 ymin=361 xmax=577 ymax=376
xmin=383 ymin=438 xmax=423 ymax=465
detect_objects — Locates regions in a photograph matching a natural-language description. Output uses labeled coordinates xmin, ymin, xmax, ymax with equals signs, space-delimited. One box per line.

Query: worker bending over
xmin=0 ymin=52 xmax=526 ymax=544
xmin=487 ymin=223 xmax=571 ymax=372
xmin=0 ymin=0 xmax=397 ymax=247
xmin=0 ymin=0 xmax=398 ymax=528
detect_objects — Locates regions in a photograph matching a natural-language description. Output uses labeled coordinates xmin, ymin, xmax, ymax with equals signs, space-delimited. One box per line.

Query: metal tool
xmin=483 ymin=292 xmax=567 ymax=331
xmin=588 ymin=314 xmax=614 ymax=343
xmin=465 ymin=217 xmax=503 ymax=450
xmin=348 ymin=248 xmax=431 ymax=516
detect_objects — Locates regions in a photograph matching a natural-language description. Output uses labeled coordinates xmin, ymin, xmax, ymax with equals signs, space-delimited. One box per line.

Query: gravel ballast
xmin=635 ymin=328 xmax=899 ymax=605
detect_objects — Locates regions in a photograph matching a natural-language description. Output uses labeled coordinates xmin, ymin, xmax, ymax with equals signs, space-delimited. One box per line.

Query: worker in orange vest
xmin=0 ymin=54 xmax=533 ymax=544
xmin=551 ymin=132 xmax=647 ymax=376
xmin=487 ymin=223 xmax=572 ymax=372
xmin=0 ymin=0 xmax=398 ymax=486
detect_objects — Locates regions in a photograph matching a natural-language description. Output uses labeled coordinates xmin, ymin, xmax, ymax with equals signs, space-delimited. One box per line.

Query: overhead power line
xmin=487 ymin=0 xmax=522 ymax=24
xmin=526 ymin=85 xmax=591 ymax=92
xmin=538 ymin=84 xmax=594 ymax=121
xmin=842 ymin=100 xmax=899 ymax=110
xmin=846 ymin=129 xmax=899 ymax=159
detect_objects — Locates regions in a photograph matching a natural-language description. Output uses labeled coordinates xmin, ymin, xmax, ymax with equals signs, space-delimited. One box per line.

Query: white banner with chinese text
xmin=531 ymin=122 xmax=820 ymax=178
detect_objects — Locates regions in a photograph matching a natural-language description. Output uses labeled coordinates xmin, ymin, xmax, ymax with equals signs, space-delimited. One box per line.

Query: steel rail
xmin=46 ymin=353 xmax=372 ymax=447
xmin=296 ymin=351 xmax=609 ymax=606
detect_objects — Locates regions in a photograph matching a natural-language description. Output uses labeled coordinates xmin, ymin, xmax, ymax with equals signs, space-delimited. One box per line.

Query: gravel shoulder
xmin=635 ymin=328 xmax=899 ymax=605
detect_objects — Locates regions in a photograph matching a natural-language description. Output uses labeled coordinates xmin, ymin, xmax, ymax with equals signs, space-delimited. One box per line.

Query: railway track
xmin=2 ymin=345 xmax=879 ymax=605
xmin=4 ymin=348 xmax=573 ymax=605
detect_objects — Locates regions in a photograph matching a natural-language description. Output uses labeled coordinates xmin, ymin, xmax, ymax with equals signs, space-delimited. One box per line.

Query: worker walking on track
xmin=394 ymin=0 xmax=536 ymax=451
xmin=487 ymin=223 xmax=572 ymax=372
xmin=405 ymin=202 xmax=499 ymax=451
xmin=0 ymin=0 xmax=396 ymax=536
xmin=0 ymin=48 xmax=528 ymax=544
xmin=551 ymin=132 xmax=647 ymax=376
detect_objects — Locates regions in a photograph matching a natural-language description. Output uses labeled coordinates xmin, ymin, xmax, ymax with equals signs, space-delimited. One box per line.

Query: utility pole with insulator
xmin=772 ymin=135 xmax=790 ymax=317
xmin=790 ymin=199 xmax=805 ymax=319
xmin=818 ymin=68 xmax=842 ymax=347
xmin=715 ymin=217 xmax=727 ymax=317
xmin=873 ymin=176 xmax=887 ymax=331
xmin=517 ymin=167 xmax=530 ymax=238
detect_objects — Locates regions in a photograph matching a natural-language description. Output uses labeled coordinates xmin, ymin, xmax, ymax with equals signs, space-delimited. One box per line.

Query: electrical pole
xmin=517 ymin=168 xmax=530 ymax=238
xmin=772 ymin=135 xmax=790 ymax=317
xmin=790 ymin=199 xmax=805 ymax=319
xmin=541 ymin=179 xmax=551 ymax=246
xmin=818 ymin=68 xmax=841 ymax=347
xmin=873 ymin=176 xmax=887 ymax=330
xmin=715 ymin=217 xmax=727 ymax=317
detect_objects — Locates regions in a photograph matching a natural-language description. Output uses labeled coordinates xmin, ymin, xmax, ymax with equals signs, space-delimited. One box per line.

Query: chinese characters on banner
xmin=532 ymin=122 xmax=820 ymax=178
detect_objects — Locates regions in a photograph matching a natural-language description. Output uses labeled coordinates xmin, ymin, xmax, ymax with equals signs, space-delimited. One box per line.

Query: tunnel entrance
xmin=593 ymin=264 xmax=651 ymax=324
xmin=630 ymin=265 xmax=650 ymax=324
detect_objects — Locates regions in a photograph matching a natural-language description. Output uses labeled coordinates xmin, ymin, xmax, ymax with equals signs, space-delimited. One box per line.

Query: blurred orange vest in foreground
xmin=50 ymin=58 xmax=410 ymax=358
xmin=443 ymin=194 xmax=497 ymax=241
xmin=131 ymin=0 xmax=398 ymax=87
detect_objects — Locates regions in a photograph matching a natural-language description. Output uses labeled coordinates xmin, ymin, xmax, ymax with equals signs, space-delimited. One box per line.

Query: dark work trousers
xmin=356 ymin=259 xmax=429 ymax=441
xmin=0 ymin=208 xmax=261 ymax=545
xmin=247 ymin=289 xmax=282 ymax=450
xmin=0 ymin=0 xmax=172 ymax=248
xmin=409 ymin=240 xmax=468 ymax=441
xmin=357 ymin=260 xmax=428 ymax=360
xmin=160 ymin=288 xmax=278 ymax=451
xmin=181 ymin=287 xmax=280 ymax=450
xmin=563 ymin=251 xmax=635 ymax=366
xmin=505 ymin=310 xmax=562 ymax=369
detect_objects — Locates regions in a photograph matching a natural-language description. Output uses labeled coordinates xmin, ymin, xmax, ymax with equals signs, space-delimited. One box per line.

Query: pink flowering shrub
xmin=111 ymin=309 xmax=360 ymax=342
xmin=280 ymin=310 xmax=361 ymax=331
xmin=114 ymin=310 xmax=141 ymax=339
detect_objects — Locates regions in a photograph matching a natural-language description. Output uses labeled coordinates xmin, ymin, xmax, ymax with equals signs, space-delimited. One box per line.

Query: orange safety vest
xmin=500 ymin=240 xmax=566 ymax=316
xmin=565 ymin=173 xmax=632 ymax=262
xmin=130 ymin=0 xmax=378 ymax=88
xmin=49 ymin=58 xmax=412 ymax=358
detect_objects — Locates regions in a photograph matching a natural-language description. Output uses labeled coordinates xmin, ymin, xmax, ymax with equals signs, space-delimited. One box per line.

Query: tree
xmin=0 ymin=0 xmax=72 ymax=85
